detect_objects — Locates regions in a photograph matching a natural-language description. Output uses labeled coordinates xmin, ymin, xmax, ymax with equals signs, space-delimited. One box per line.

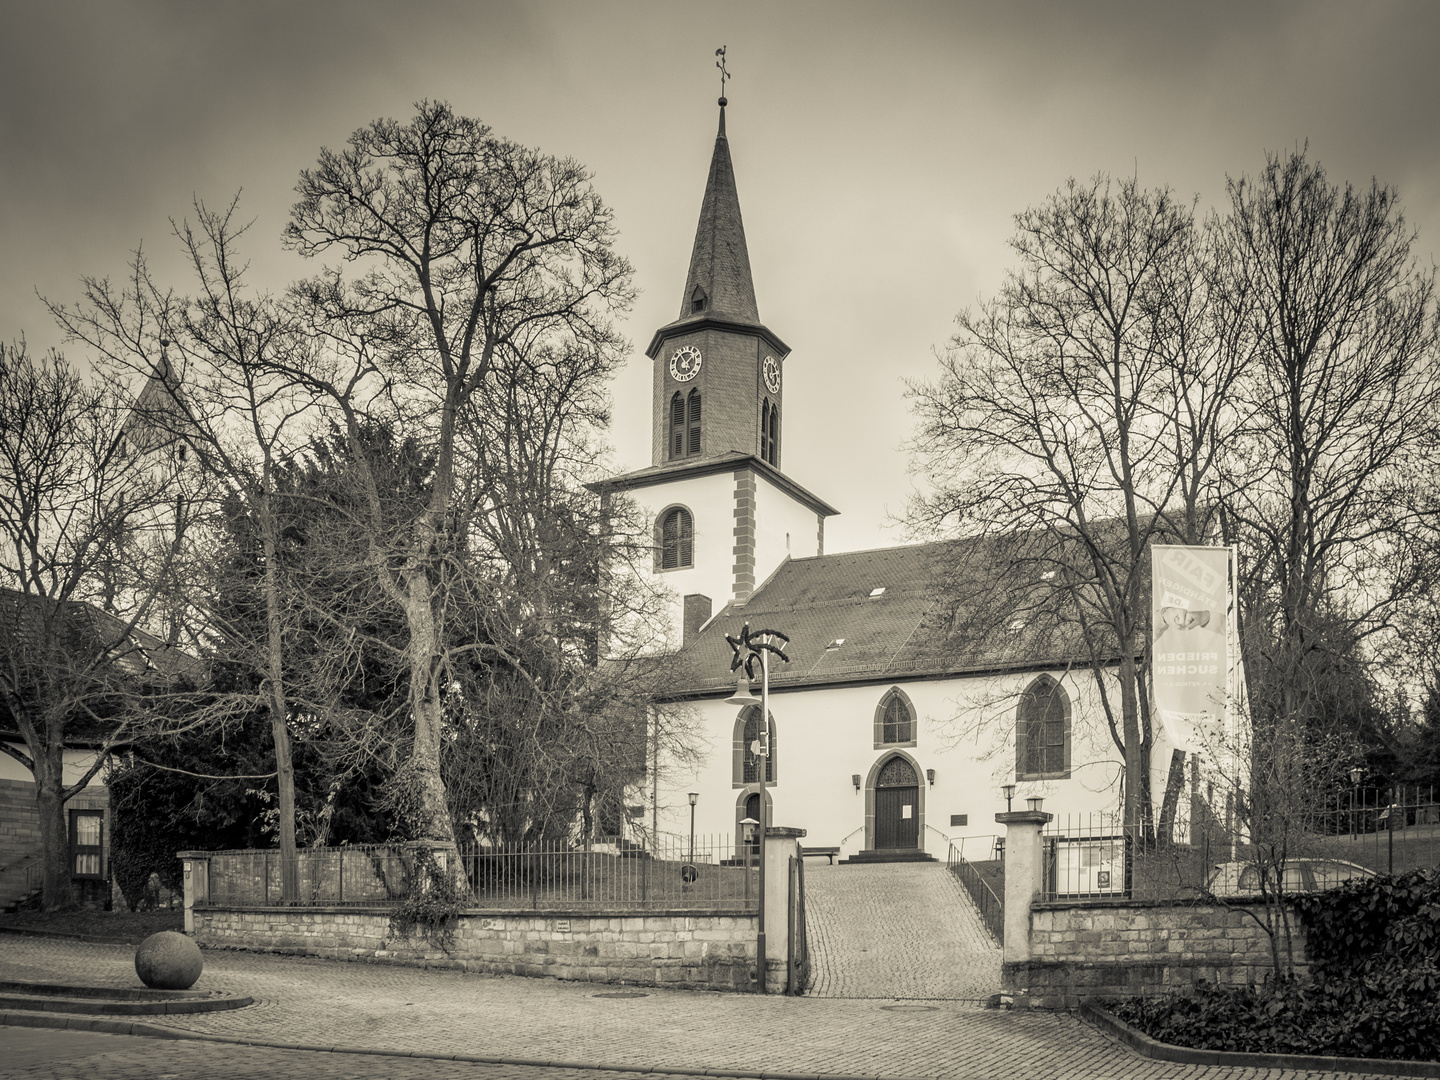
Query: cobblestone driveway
xmin=804 ymin=861 xmax=1002 ymax=999
xmin=0 ymin=934 xmax=1410 ymax=1080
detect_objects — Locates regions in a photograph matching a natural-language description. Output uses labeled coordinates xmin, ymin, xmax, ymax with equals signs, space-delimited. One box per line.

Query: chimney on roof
xmin=683 ymin=594 xmax=712 ymax=646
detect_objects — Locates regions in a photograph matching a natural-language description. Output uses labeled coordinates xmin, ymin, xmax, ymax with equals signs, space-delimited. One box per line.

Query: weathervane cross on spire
xmin=715 ymin=46 xmax=730 ymax=101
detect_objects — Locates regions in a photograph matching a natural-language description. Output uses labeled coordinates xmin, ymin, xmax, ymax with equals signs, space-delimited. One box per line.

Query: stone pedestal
xmin=994 ymin=809 xmax=1052 ymax=987
xmin=177 ymin=851 xmax=211 ymax=935
xmin=762 ymin=825 xmax=805 ymax=991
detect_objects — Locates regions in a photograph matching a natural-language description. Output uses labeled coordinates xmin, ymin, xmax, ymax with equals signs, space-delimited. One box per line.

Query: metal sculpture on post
xmin=724 ymin=621 xmax=790 ymax=994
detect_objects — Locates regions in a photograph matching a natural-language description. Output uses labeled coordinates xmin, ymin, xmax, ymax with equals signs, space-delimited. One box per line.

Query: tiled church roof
xmin=662 ymin=536 xmax=1102 ymax=698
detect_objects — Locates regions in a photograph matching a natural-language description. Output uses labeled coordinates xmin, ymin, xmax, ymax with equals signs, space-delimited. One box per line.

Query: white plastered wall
xmin=752 ymin=474 xmax=823 ymax=579
xmin=653 ymin=667 xmax=1139 ymax=859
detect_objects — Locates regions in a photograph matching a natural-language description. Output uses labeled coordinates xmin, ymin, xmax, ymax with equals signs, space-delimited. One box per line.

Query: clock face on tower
xmin=669 ymin=345 xmax=703 ymax=382
xmin=763 ymin=355 xmax=781 ymax=395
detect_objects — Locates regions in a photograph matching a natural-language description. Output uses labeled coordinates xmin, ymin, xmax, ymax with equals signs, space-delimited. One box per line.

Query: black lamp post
xmin=687 ymin=792 xmax=698 ymax=864
xmin=724 ymin=622 xmax=790 ymax=995
xmin=1349 ymin=767 xmax=1363 ymax=841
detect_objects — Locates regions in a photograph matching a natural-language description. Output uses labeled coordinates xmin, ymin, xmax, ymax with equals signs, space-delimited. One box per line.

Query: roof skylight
xmin=869 ymin=587 xmax=886 ymax=597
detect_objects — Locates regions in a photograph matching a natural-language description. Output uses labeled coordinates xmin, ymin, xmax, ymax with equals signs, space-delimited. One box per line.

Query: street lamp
xmin=1002 ymin=784 xmax=1016 ymax=812
xmin=687 ymin=792 xmax=698 ymax=864
xmin=724 ymin=622 xmax=790 ymax=995
xmin=1348 ymin=767 xmax=1363 ymax=841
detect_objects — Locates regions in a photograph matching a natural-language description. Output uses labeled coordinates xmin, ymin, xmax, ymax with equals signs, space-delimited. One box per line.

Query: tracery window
xmin=1016 ymin=675 xmax=1071 ymax=780
xmin=874 ymin=687 xmax=917 ymax=747
xmin=733 ymin=707 xmax=777 ymax=785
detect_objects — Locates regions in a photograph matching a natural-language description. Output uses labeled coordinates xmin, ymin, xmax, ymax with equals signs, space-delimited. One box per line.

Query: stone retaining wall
xmin=1007 ymin=898 xmax=1308 ymax=1009
xmin=192 ymin=905 xmax=758 ymax=992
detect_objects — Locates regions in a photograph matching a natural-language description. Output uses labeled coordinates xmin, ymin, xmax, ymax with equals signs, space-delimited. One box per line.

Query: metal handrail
xmin=947 ymin=842 xmax=1003 ymax=947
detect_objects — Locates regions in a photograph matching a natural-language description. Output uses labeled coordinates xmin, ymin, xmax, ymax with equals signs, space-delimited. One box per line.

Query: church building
xmin=599 ymin=98 xmax=1185 ymax=866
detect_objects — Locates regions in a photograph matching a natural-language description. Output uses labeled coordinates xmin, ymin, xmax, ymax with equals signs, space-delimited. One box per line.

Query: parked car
xmin=1205 ymin=858 xmax=1375 ymax=897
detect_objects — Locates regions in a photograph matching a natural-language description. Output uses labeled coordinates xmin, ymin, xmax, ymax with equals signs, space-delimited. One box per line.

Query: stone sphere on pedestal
xmin=135 ymin=930 xmax=203 ymax=990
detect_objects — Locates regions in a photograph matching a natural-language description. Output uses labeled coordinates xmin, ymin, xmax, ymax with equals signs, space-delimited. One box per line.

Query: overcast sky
xmin=3 ymin=1 xmax=1437 ymax=555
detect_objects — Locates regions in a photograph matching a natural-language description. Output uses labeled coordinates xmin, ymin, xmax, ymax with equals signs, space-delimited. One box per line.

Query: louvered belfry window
xmin=661 ymin=507 xmax=693 ymax=570
xmin=687 ymin=389 xmax=702 ymax=456
xmin=768 ymin=402 xmax=779 ymax=465
xmin=670 ymin=392 xmax=686 ymax=458
xmin=760 ymin=400 xmax=771 ymax=462
xmin=1017 ymin=675 xmax=1070 ymax=779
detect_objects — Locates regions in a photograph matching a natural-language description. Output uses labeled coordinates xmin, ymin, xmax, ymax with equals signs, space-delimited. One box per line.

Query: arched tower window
xmin=768 ymin=401 xmax=779 ymax=466
xmin=874 ymin=687 xmax=916 ymax=748
xmin=760 ymin=399 xmax=771 ymax=463
xmin=1016 ymin=675 xmax=1071 ymax=780
xmin=687 ymin=388 xmax=701 ymax=456
xmin=732 ymin=706 xmax=777 ymax=785
xmin=670 ymin=391 xmax=685 ymax=458
xmin=658 ymin=507 xmax=693 ymax=570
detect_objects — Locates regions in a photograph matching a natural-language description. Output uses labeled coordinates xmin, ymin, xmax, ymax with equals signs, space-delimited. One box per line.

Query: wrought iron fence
xmin=460 ymin=834 xmax=756 ymax=912
xmin=947 ymin=841 xmax=1003 ymax=946
xmin=1038 ymin=785 xmax=1440 ymax=902
xmin=202 ymin=843 xmax=416 ymax=906
xmin=197 ymin=834 xmax=758 ymax=912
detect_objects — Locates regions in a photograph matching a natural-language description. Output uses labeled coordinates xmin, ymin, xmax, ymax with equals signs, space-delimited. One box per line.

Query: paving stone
xmin=805 ymin=861 xmax=1002 ymax=999
xmin=0 ymin=935 xmax=1409 ymax=1080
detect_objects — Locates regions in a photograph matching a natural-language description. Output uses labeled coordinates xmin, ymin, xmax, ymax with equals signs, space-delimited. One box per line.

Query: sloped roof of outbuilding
xmin=661 ymin=535 xmax=1106 ymax=699
xmin=0 ymin=587 xmax=204 ymax=687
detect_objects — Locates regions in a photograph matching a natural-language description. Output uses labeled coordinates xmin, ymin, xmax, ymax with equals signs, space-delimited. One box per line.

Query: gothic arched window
xmin=768 ymin=401 xmax=779 ymax=466
xmin=1016 ymin=675 xmax=1071 ymax=780
xmin=658 ymin=507 xmax=693 ymax=570
xmin=874 ymin=687 xmax=916 ymax=748
xmin=760 ymin=399 xmax=771 ymax=463
xmin=732 ymin=707 xmax=777 ymax=785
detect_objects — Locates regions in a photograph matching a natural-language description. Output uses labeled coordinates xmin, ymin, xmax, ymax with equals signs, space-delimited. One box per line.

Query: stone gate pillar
xmin=995 ymin=807 xmax=1052 ymax=999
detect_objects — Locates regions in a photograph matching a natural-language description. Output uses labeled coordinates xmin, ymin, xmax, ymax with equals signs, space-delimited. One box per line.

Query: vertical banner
xmin=1151 ymin=545 xmax=1229 ymax=750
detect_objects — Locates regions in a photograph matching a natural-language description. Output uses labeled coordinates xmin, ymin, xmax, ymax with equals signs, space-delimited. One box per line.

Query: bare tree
xmin=909 ymin=176 xmax=1246 ymax=834
xmin=0 ymin=341 xmax=199 ymax=908
xmin=280 ymin=101 xmax=636 ymax=843
xmin=1219 ymin=149 xmax=1440 ymax=743
xmin=46 ymin=200 xmax=315 ymax=901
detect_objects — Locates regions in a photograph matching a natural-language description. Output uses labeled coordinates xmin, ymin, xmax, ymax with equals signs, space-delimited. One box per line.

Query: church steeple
xmin=645 ymin=96 xmax=791 ymax=472
xmin=678 ymin=98 xmax=759 ymax=325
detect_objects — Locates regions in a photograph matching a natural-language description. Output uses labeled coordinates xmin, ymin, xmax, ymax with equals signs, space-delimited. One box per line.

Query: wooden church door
xmin=874 ymin=757 xmax=919 ymax=849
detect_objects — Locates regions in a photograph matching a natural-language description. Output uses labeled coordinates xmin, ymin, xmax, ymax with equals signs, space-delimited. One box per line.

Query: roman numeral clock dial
xmin=763 ymin=355 xmax=781 ymax=395
xmin=670 ymin=345 xmax=703 ymax=382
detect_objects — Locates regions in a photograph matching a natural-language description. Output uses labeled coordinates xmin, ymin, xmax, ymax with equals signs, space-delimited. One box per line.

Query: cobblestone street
xmin=804 ymin=861 xmax=1002 ymax=999
xmin=0 ymin=934 xmax=1408 ymax=1080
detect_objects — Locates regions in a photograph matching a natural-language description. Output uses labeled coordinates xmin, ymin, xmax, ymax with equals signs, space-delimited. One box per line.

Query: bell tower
xmin=597 ymin=96 xmax=837 ymax=644
xmin=646 ymin=97 xmax=790 ymax=469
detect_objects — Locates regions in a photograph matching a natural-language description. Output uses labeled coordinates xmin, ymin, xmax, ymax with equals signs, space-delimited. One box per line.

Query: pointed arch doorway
xmin=871 ymin=755 xmax=921 ymax=850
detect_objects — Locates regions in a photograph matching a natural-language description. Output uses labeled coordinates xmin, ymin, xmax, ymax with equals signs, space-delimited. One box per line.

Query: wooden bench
xmin=801 ymin=846 xmax=841 ymax=864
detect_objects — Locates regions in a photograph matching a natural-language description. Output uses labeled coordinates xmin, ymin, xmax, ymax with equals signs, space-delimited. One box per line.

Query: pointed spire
xmin=677 ymin=98 xmax=759 ymax=324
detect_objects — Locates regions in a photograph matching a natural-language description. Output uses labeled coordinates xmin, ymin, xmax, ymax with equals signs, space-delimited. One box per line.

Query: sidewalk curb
xmin=0 ymin=925 xmax=146 ymax=946
xmin=0 ymin=1010 xmax=904 ymax=1080
xmin=1081 ymin=1002 xmax=1440 ymax=1078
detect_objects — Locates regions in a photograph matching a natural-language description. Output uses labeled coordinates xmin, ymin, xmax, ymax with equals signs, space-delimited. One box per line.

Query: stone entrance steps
xmin=838 ymin=848 xmax=938 ymax=864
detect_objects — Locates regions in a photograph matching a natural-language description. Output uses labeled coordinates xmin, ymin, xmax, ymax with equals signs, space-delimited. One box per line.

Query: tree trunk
xmin=1119 ymin=650 xmax=1144 ymax=834
xmin=34 ymin=743 xmax=76 ymax=911
xmin=1156 ymin=749 xmax=1187 ymax=847
xmin=259 ymin=500 xmax=299 ymax=903
xmin=405 ymin=572 xmax=456 ymax=844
